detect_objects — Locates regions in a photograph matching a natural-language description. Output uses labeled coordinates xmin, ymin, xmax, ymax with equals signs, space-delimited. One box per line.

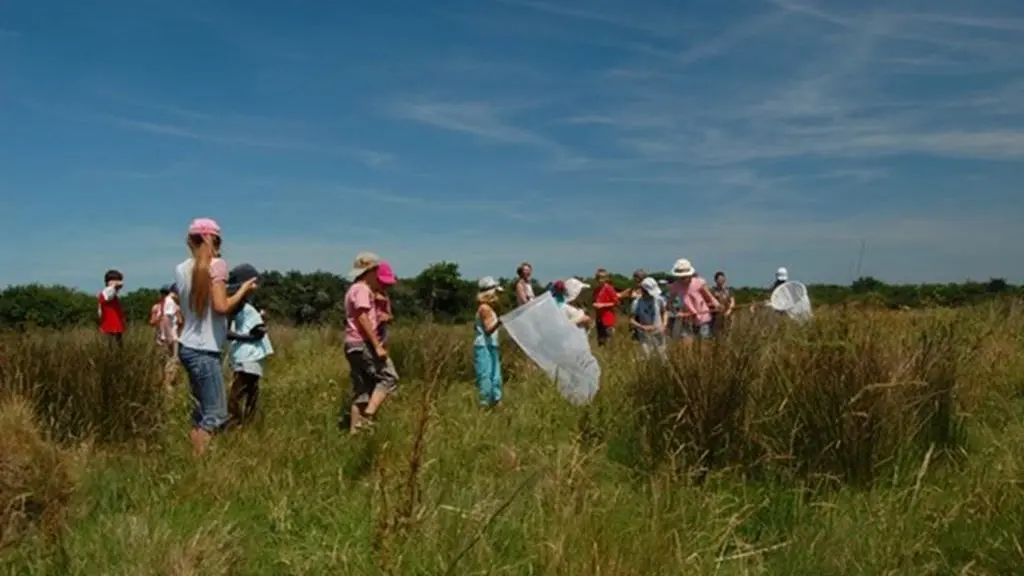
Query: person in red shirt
xmin=98 ymin=269 xmax=126 ymax=346
xmin=592 ymin=268 xmax=620 ymax=346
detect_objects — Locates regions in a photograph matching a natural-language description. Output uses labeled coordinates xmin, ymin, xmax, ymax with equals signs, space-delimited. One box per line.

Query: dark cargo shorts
xmin=344 ymin=343 xmax=398 ymax=405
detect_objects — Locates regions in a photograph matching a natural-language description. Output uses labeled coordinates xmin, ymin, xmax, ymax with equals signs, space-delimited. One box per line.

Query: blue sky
xmin=2 ymin=0 xmax=1023 ymax=290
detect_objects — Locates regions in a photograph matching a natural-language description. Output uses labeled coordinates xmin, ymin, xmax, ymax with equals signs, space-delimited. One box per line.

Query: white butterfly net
xmin=770 ymin=281 xmax=814 ymax=322
xmin=500 ymin=292 xmax=601 ymax=405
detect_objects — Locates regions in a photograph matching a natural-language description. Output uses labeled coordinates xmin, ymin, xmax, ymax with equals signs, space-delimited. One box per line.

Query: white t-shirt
xmin=161 ymin=296 xmax=179 ymax=343
xmin=175 ymin=258 xmax=229 ymax=353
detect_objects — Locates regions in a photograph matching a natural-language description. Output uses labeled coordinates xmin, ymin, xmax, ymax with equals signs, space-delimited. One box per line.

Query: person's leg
xmin=474 ymin=346 xmax=495 ymax=406
xmin=361 ymin=349 xmax=391 ymax=421
xmin=180 ymin=347 xmax=227 ymax=457
xmin=345 ymin=346 xmax=372 ymax=433
xmin=491 ymin=347 xmax=503 ymax=405
xmin=679 ymin=323 xmax=695 ymax=349
xmin=227 ymin=371 xmax=246 ymax=424
xmin=596 ymin=324 xmax=608 ymax=346
xmin=242 ymin=372 xmax=260 ymax=423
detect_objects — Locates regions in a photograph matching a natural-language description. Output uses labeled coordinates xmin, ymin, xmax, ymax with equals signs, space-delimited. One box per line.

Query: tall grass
xmin=2 ymin=304 xmax=1024 ymax=573
xmin=0 ymin=330 xmax=166 ymax=444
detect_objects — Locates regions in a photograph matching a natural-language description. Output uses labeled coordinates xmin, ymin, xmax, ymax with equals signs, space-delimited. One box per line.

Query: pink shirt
xmin=672 ymin=277 xmax=713 ymax=325
xmin=344 ymin=281 xmax=378 ymax=345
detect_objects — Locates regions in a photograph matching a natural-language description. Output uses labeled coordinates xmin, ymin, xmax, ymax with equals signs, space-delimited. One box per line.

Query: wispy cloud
xmin=559 ymin=0 xmax=1024 ymax=171
xmin=490 ymin=0 xmax=686 ymax=38
xmin=84 ymin=110 xmax=395 ymax=169
xmin=390 ymin=99 xmax=589 ymax=170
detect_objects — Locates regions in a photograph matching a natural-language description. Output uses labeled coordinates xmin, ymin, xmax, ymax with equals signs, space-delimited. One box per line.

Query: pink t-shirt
xmin=672 ymin=277 xmax=713 ymax=325
xmin=344 ymin=281 xmax=378 ymax=345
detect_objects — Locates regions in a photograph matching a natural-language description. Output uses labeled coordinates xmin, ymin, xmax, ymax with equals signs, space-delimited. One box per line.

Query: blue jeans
xmin=474 ymin=346 xmax=503 ymax=406
xmin=179 ymin=345 xmax=228 ymax=432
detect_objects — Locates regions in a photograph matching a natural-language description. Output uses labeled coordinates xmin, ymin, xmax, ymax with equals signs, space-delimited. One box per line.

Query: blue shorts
xmin=680 ymin=322 xmax=713 ymax=340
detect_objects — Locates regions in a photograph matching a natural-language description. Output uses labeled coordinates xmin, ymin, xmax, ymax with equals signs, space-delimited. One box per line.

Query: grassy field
xmin=2 ymin=305 xmax=1024 ymax=575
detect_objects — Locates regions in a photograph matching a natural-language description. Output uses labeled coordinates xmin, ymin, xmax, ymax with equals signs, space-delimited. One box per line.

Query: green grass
xmin=3 ymin=306 xmax=1024 ymax=575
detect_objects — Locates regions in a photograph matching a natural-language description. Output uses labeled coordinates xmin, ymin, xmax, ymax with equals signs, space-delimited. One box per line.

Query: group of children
xmin=99 ymin=217 xmax=788 ymax=455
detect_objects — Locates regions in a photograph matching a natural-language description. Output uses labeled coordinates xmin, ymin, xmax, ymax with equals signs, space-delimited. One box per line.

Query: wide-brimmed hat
xmin=775 ymin=267 xmax=789 ymax=282
xmin=671 ymin=258 xmax=696 ymax=278
xmin=640 ymin=276 xmax=662 ymax=296
xmin=563 ymin=278 xmax=590 ymax=303
xmin=347 ymin=252 xmax=381 ymax=282
xmin=478 ymin=276 xmax=503 ymax=293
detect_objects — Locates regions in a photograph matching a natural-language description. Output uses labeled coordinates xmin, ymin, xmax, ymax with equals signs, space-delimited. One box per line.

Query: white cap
xmin=775 ymin=267 xmax=789 ymax=282
xmin=671 ymin=258 xmax=696 ymax=278
xmin=563 ymin=277 xmax=590 ymax=303
xmin=478 ymin=276 xmax=503 ymax=292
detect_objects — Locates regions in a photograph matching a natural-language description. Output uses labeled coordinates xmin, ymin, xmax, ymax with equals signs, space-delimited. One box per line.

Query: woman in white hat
xmin=474 ymin=276 xmax=505 ymax=408
xmin=667 ymin=258 xmax=720 ymax=344
xmin=551 ymin=278 xmax=592 ymax=329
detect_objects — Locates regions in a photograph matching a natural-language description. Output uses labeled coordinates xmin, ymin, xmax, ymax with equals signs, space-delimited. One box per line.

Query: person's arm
xmin=479 ymin=304 xmax=502 ymax=335
xmin=701 ymin=285 xmax=720 ymax=310
xmin=514 ymin=281 xmax=528 ymax=304
xmin=210 ymin=261 xmax=254 ymax=315
xmin=659 ymin=300 xmax=669 ymax=331
xmin=726 ymin=296 xmax=736 ymax=316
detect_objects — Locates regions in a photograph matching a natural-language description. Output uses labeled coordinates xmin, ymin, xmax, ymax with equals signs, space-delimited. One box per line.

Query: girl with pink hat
xmin=174 ymin=218 xmax=257 ymax=457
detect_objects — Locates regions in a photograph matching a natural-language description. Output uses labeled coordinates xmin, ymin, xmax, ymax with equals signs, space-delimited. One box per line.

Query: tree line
xmin=0 ymin=263 xmax=1019 ymax=330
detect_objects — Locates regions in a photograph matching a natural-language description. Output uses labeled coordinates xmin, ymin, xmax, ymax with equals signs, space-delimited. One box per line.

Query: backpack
xmin=148 ymin=303 xmax=162 ymax=327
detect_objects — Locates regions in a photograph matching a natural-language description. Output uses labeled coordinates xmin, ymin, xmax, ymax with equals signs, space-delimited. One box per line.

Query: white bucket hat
xmin=640 ymin=276 xmax=662 ymax=296
xmin=478 ymin=276 xmax=503 ymax=292
xmin=775 ymin=267 xmax=789 ymax=282
xmin=563 ymin=277 xmax=590 ymax=303
xmin=671 ymin=258 xmax=696 ymax=278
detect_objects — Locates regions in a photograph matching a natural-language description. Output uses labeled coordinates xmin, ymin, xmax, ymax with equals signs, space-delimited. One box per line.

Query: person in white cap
xmin=474 ymin=276 xmax=505 ymax=408
xmin=630 ymin=276 xmax=668 ymax=357
xmin=773 ymin=267 xmax=789 ymax=290
xmin=551 ymin=277 xmax=592 ymax=329
xmin=667 ymin=258 xmax=720 ymax=344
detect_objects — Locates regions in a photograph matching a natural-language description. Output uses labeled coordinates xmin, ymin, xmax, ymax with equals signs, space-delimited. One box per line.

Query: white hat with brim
xmin=478 ymin=276 xmax=503 ymax=293
xmin=346 ymin=252 xmax=381 ymax=282
xmin=775 ymin=267 xmax=789 ymax=282
xmin=563 ymin=278 xmax=590 ymax=303
xmin=671 ymin=258 xmax=696 ymax=278
xmin=640 ymin=277 xmax=662 ymax=296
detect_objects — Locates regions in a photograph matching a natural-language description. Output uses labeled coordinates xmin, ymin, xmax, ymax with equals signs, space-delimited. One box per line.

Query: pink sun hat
xmin=188 ymin=217 xmax=221 ymax=236
xmin=377 ymin=261 xmax=397 ymax=285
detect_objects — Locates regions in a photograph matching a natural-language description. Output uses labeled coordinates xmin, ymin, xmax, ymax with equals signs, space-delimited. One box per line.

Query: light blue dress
xmin=473 ymin=311 xmax=503 ymax=406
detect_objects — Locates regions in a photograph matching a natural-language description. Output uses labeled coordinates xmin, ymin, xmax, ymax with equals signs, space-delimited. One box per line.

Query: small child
xmin=630 ymin=277 xmax=668 ymax=358
xmin=474 ymin=277 xmax=504 ymax=408
xmin=374 ymin=261 xmax=400 ymax=392
xmin=226 ymin=264 xmax=273 ymax=425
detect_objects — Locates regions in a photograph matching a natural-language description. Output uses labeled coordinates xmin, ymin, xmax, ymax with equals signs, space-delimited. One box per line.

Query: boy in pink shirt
xmin=668 ymin=258 xmax=720 ymax=343
xmin=342 ymin=252 xmax=392 ymax=434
